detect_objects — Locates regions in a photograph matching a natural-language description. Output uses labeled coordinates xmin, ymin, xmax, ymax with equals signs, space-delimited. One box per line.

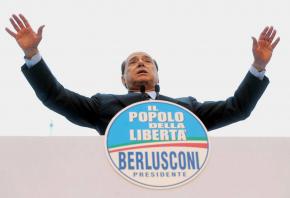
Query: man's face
xmin=122 ymin=52 xmax=159 ymax=91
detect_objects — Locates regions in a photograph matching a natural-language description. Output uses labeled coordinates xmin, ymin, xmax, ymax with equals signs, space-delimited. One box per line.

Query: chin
xmin=132 ymin=79 xmax=149 ymax=88
xmin=135 ymin=76 xmax=151 ymax=83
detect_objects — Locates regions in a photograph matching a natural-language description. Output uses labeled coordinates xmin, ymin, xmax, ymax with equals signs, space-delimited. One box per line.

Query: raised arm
xmin=6 ymin=14 xmax=101 ymax=132
xmin=191 ymin=26 xmax=280 ymax=131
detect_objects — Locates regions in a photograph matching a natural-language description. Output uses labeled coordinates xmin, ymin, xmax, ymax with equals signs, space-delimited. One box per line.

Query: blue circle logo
xmin=105 ymin=101 xmax=209 ymax=189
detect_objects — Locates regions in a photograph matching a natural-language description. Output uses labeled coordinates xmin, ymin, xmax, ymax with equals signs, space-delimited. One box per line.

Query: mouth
xmin=136 ymin=69 xmax=148 ymax=75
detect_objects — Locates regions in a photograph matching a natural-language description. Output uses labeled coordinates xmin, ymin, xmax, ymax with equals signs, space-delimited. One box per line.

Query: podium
xmin=0 ymin=136 xmax=289 ymax=198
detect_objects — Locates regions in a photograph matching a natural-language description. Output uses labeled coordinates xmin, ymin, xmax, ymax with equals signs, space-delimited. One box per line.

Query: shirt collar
xmin=146 ymin=91 xmax=157 ymax=100
xmin=128 ymin=91 xmax=157 ymax=100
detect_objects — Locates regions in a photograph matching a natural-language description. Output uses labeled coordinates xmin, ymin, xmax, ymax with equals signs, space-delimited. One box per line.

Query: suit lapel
xmin=157 ymin=95 xmax=179 ymax=104
xmin=158 ymin=95 xmax=192 ymax=110
xmin=113 ymin=93 xmax=143 ymax=107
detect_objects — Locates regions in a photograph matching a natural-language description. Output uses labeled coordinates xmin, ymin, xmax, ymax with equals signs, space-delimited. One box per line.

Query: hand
xmin=5 ymin=14 xmax=45 ymax=59
xmin=251 ymin=26 xmax=280 ymax=71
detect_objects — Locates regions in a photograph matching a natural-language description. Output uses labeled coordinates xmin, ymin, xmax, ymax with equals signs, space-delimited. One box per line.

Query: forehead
xmin=126 ymin=52 xmax=152 ymax=61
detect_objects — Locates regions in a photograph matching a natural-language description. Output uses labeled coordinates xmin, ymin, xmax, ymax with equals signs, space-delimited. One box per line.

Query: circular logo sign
xmin=105 ymin=101 xmax=209 ymax=189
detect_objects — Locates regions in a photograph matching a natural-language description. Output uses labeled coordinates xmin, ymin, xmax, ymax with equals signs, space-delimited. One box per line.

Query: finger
xmin=19 ymin=14 xmax=31 ymax=28
xmin=5 ymin=27 xmax=17 ymax=38
xmin=265 ymin=26 xmax=274 ymax=40
xmin=268 ymin=29 xmax=276 ymax=43
xmin=251 ymin=36 xmax=258 ymax=50
xmin=37 ymin=25 xmax=45 ymax=37
xmin=10 ymin=17 xmax=20 ymax=32
xmin=271 ymin=37 xmax=280 ymax=50
xmin=259 ymin=26 xmax=269 ymax=40
xmin=12 ymin=14 xmax=25 ymax=29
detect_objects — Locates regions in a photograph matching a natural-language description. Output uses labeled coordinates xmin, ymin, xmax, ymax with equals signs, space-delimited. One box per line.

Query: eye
xmin=144 ymin=59 xmax=152 ymax=63
xmin=129 ymin=60 xmax=137 ymax=65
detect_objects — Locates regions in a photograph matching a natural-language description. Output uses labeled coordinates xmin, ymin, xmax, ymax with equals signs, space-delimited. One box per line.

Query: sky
xmin=0 ymin=0 xmax=289 ymax=136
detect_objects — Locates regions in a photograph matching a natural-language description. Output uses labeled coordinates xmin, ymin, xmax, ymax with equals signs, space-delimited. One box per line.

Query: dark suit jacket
xmin=21 ymin=59 xmax=269 ymax=135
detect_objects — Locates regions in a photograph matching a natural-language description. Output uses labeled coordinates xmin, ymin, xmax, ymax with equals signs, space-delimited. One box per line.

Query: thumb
xmin=251 ymin=36 xmax=258 ymax=50
xmin=37 ymin=25 xmax=45 ymax=37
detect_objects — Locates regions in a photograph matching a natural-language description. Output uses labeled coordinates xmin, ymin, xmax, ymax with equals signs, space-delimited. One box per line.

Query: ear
xmin=156 ymin=73 xmax=160 ymax=84
xmin=121 ymin=75 xmax=127 ymax=88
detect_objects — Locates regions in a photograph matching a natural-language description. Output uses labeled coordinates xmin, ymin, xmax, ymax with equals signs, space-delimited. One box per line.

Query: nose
xmin=137 ymin=59 xmax=145 ymax=67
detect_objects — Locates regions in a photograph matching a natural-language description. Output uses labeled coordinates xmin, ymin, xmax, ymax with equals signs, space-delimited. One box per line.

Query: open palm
xmin=6 ymin=14 xmax=44 ymax=58
xmin=252 ymin=26 xmax=280 ymax=71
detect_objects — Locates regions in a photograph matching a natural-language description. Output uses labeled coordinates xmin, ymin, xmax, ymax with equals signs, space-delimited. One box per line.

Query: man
xmin=6 ymin=14 xmax=280 ymax=135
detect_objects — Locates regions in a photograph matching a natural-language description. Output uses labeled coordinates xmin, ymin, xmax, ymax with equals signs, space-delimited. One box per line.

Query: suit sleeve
xmin=21 ymin=59 xmax=100 ymax=130
xmin=189 ymin=72 xmax=269 ymax=131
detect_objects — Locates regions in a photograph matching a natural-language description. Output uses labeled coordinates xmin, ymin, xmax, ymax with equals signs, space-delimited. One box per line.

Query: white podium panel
xmin=0 ymin=136 xmax=289 ymax=198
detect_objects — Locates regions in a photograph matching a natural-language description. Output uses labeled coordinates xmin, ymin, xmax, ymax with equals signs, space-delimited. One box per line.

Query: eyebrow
xmin=128 ymin=55 xmax=152 ymax=62
xmin=142 ymin=55 xmax=152 ymax=59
